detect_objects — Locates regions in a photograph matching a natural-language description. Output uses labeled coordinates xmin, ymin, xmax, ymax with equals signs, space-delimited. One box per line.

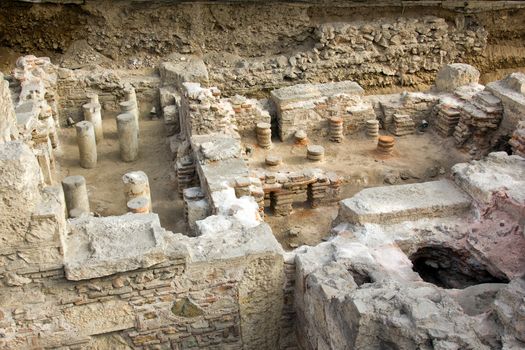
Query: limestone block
xmin=3 ymin=272 xmax=31 ymax=286
xmin=294 ymin=237 xmax=492 ymax=350
xmin=486 ymin=74 xmax=525 ymax=136
xmin=159 ymin=86 xmax=179 ymax=108
xmin=338 ymin=180 xmax=472 ymax=225
xmin=435 ymin=63 xmax=480 ymax=92
xmin=191 ymin=134 xmax=242 ymax=162
xmin=88 ymin=333 xmax=133 ymax=349
xmin=198 ymin=158 xmax=249 ymax=200
xmin=0 ymin=74 xmax=17 ymax=143
xmin=0 ymin=141 xmax=42 ymax=247
xmin=163 ymin=105 xmax=179 ymax=136
xmin=27 ymin=185 xmax=67 ymax=245
xmin=271 ymin=81 xmax=364 ymax=105
xmin=505 ymin=72 xmax=525 ymax=94
xmin=63 ymin=214 xmax=179 ymax=280
xmin=186 ymin=199 xmax=210 ymax=234
xmin=15 ymin=100 xmax=39 ymax=133
xmin=63 ymin=300 xmax=134 ymax=336
xmin=189 ymin=221 xmax=283 ymax=262
xmin=239 ymin=254 xmax=284 ymax=349
xmin=171 ymin=297 xmax=204 ymax=317
xmin=13 ymin=246 xmax=63 ymax=271
xmin=452 ymin=152 xmax=525 ymax=204
xmin=159 ymin=56 xmax=209 ymax=88
xmin=493 ymin=278 xmax=525 ymax=344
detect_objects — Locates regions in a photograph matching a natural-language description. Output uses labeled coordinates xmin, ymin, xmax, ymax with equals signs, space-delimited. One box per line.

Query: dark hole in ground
xmin=348 ymin=267 xmax=372 ymax=286
xmin=409 ymin=246 xmax=509 ymax=289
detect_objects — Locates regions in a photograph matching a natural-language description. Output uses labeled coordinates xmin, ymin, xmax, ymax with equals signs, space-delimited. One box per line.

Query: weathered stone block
xmin=0 ymin=73 xmax=17 ymax=143
xmin=64 ymin=214 xmax=186 ymax=280
xmin=159 ymin=56 xmax=209 ymax=88
xmin=63 ymin=300 xmax=135 ymax=336
xmin=0 ymin=141 xmax=42 ymax=248
xmin=338 ymin=180 xmax=472 ymax=224
xmin=452 ymin=152 xmax=525 ymax=204
xmin=435 ymin=63 xmax=480 ymax=92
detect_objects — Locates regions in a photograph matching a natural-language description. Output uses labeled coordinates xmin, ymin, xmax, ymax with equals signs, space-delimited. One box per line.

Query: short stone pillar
xmin=119 ymin=99 xmax=139 ymax=131
xmin=329 ymin=117 xmax=344 ymax=143
xmin=256 ymin=122 xmax=272 ymax=149
xmin=307 ymin=145 xmax=324 ymax=162
xmin=265 ymin=155 xmax=282 ymax=167
xmin=62 ymin=175 xmax=90 ymax=218
xmin=294 ymin=130 xmax=308 ymax=145
xmin=127 ymin=196 xmax=150 ymax=213
xmin=122 ymin=171 xmax=152 ymax=212
xmin=82 ymin=100 xmax=103 ymax=142
xmin=366 ymin=119 xmax=379 ymax=138
xmin=183 ymin=187 xmax=210 ymax=235
xmin=377 ymin=135 xmax=395 ymax=156
xmin=117 ymin=113 xmax=138 ymax=162
xmin=75 ymin=121 xmax=97 ymax=169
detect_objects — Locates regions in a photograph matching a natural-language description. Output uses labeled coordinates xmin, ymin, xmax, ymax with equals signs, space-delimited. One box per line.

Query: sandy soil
xmin=246 ymin=130 xmax=471 ymax=250
xmin=55 ymin=113 xmax=185 ymax=233
xmin=264 ymin=205 xmax=340 ymax=251
xmin=55 ymin=99 xmax=472 ymax=251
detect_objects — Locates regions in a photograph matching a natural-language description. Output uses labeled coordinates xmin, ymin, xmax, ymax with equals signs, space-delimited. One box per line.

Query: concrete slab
xmin=338 ymin=180 xmax=471 ymax=225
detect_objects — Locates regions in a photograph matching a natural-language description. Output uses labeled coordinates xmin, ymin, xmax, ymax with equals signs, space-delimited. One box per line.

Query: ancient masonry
xmin=1 ymin=2 xmax=525 ymax=350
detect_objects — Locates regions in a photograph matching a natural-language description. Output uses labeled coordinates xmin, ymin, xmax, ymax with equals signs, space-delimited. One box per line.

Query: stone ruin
xmin=1 ymin=1 xmax=525 ymax=350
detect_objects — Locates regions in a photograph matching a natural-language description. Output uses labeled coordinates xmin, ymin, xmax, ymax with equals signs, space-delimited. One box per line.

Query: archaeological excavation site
xmin=1 ymin=0 xmax=525 ymax=349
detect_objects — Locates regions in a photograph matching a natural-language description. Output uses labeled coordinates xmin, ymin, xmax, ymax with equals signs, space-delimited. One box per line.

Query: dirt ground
xmin=55 ymin=112 xmax=185 ymax=233
xmin=245 ymin=130 xmax=471 ymax=250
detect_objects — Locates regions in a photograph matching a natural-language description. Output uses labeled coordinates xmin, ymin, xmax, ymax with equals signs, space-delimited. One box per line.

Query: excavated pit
xmin=410 ymin=246 xmax=509 ymax=289
xmin=1 ymin=1 xmax=525 ymax=349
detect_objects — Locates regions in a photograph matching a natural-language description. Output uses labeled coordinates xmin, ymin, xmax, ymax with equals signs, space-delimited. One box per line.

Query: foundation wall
xmin=1 ymin=248 xmax=284 ymax=349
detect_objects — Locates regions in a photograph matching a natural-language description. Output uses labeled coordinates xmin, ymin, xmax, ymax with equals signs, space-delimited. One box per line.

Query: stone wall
xmin=1 ymin=216 xmax=285 ymax=349
xmin=0 ymin=73 xmax=17 ymax=143
xmin=271 ymin=81 xmax=374 ymax=140
xmin=210 ymin=16 xmax=488 ymax=94
xmin=486 ymin=72 xmax=525 ymax=151
xmin=0 ymin=163 xmax=286 ymax=350
xmin=429 ymin=66 xmax=525 ymax=157
xmin=370 ymin=91 xmax=438 ymax=130
xmin=0 ymin=141 xmax=64 ymax=276
xmin=178 ymin=82 xmax=271 ymax=139
xmin=56 ymin=66 xmax=125 ymax=123
xmin=10 ymin=55 xmax=61 ymax=185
